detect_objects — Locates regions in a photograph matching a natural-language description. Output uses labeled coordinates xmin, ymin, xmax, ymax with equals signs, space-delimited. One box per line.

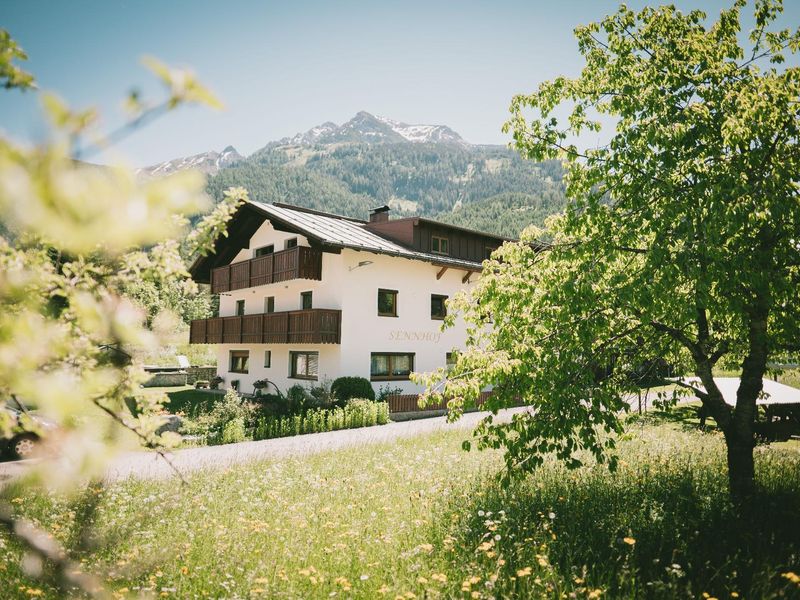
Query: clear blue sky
xmin=1 ymin=0 xmax=797 ymax=166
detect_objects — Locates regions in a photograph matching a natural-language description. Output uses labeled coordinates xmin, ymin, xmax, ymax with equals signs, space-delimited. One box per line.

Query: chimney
xmin=369 ymin=205 xmax=390 ymax=224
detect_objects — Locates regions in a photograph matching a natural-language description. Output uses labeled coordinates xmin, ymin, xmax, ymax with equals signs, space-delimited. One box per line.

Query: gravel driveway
xmin=3 ymin=377 xmax=795 ymax=485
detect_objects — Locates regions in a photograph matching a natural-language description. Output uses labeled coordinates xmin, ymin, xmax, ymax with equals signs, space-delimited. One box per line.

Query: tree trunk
xmin=727 ymin=299 xmax=770 ymax=500
xmin=725 ymin=429 xmax=756 ymax=499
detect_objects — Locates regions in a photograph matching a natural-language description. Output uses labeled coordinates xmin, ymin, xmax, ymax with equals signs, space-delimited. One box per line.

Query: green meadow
xmin=2 ymin=411 xmax=799 ymax=599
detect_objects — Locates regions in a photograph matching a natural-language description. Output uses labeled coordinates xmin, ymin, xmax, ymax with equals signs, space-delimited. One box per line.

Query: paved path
xmin=0 ymin=407 xmax=531 ymax=484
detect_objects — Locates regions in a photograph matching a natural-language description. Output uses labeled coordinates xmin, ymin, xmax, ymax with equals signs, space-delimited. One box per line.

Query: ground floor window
xmin=264 ymin=350 xmax=272 ymax=368
xmin=370 ymin=352 xmax=414 ymax=381
xmin=230 ymin=350 xmax=249 ymax=374
xmin=446 ymin=351 xmax=458 ymax=371
xmin=290 ymin=351 xmax=318 ymax=380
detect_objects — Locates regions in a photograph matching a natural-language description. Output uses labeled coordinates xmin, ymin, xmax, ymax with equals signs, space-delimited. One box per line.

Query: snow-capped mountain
xmin=278 ymin=111 xmax=467 ymax=147
xmin=138 ymin=145 xmax=243 ymax=177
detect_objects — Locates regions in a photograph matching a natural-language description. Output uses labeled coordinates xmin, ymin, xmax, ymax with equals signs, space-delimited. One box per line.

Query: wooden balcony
xmin=211 ymin=246 xmax=322 ymax=294
xmin=189 ymin=309 xmax=341 ymax=345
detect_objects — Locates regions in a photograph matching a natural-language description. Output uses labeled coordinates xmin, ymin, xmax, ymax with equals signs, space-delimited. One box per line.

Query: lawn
xmin=140 ymin=386 xmax=224 ymax=418
xmin=2 ymin=414 xmax=799 ymax=599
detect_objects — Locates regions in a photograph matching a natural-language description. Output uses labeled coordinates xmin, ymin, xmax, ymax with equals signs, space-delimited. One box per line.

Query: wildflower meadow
xmin=2 ymin=413 xmax=799 ymax=599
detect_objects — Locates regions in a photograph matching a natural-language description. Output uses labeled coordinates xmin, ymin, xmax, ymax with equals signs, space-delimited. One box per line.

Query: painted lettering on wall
xmin=389 ymin=330 xmax=442 ymax=343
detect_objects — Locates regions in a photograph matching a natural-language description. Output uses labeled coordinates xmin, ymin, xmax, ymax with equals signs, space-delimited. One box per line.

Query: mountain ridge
xmin=140 ymin=111 xmax=568 ymax=237
xmin=138 ymin=145 xmax=243 ymax=177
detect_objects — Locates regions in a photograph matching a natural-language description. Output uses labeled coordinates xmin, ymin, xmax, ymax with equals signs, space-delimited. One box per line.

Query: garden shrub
xmin=186 ymin=388 xmax=256 ymax=445
xmin=220 ymin=416 xmax=246 ymax=444
xmin=376 ymin=383 xmax=403 ymax=402
xmin=332 ymin=376 xmax=375 ymax=402
xmin=307 ymin=379 xmax=338 ymax=409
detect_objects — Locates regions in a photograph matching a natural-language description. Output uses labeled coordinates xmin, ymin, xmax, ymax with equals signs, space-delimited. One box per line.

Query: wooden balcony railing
xmin=189 ymin=309 xmax=341 ymax=345
xmin=211 ymin=246 xmax=323 ymax=293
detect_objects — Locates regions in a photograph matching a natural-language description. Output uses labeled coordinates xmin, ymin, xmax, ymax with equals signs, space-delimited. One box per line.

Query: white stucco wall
xmin=212 ymin=221 xmax=475 ymax=396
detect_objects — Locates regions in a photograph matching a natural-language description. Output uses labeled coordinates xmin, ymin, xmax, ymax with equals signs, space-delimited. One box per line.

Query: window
xmin=264 ymin=350 xmax=272 ymax=368
xmin=290 ymin=351 xmax=318 ymax=380
xmin=431 ymin=236 xmax=449 ymax=255
xmin=230 ymin=350 xmax=249 ymax=374
xmin=446 ymin=351 xmax=458 ymax=371
xmin=230 ymin=380 xmax=240 ymax=392
xmin=264 ymin=296 xmax=275 ymax=313
xmin=301 ymin=291 xmax=313 ymax=310
xmin=377 ymin=289 xmax=398 ymax=317
xmin=285 ymin=238 xmax=298 ymax=249
xmin=370 ymin=352 xmax=414 ymax=381
xmin=431 ymin=294 xmax=448 ymax=320
xmin=235 ymin=299 xmax=245 ymax=316
xmin=254 ymin=244 xmax=274 ymax=257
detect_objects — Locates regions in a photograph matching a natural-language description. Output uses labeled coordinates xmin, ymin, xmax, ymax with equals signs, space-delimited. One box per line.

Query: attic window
xmin=431 ymin=236 xmax=449 ymax=255
xmin=254 ymin=244 xmax=274 ymax=257
xmin=285 ymin=238 xmax=298 ymax=249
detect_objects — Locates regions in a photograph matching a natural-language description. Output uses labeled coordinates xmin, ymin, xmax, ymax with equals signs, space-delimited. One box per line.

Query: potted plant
xmin=253 ymin=379 xmax=269 ymax=397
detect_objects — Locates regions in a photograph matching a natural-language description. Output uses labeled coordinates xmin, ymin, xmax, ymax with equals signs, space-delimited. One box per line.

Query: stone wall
xmin=143 ymin=372 xmax=188 ymax=387
xmin=187 ymin=365 xmax=217 ymax=385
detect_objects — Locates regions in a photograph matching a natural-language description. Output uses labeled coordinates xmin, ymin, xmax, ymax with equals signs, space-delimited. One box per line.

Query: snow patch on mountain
xmin=374 ymin=114 xmax=466 ymax=145
xmin=138 ymin=146 xmax=243 ymax=177
xmin=278 ymin=111 xmax=468 ymax=147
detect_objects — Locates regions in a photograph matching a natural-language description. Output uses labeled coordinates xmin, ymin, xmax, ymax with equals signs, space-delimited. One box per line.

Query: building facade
xmin=189 ymin=201 xmax=509 ymax=396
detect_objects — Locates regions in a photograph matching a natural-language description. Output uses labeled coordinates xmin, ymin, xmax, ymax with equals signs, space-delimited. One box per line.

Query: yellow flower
xmin=516 ymin=567 xmax=532 ymax=577
xmin=783 ymin=572 xmax=800 ymax=585
xmin=431 ymin=573 xmax=447 ymax=583
xmin=730 ymin=593 xmax=739 ymax=598
xmin=334 ymin=577 xmax=352 ymax=591
xmin=25 ymin=590 xmax=43 ymax=597
xmin=588 ymin=589 xmax=603 ymax=599
xmin=623 ymin=537 xmax=636 ymax=546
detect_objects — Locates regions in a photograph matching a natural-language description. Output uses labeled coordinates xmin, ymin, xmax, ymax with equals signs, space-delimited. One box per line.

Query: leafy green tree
xmin=416 ymin=0 xmax=800 ymax=498
xmin=0 ymin=34 xmax=242 ymax=593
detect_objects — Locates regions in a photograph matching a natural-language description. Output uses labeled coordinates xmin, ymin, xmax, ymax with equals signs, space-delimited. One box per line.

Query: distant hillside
xmin=435 ymin=191 xmax=563 ymax=238
xmin=145 ymin=111 xmax=569 ymax=235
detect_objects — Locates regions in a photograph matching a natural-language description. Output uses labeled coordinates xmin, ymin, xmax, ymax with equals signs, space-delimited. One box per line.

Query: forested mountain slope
xmin=162 ymin=112 xmax=568 ymax=236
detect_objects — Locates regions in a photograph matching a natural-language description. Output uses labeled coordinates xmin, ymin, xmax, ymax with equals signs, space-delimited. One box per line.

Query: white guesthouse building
xmin=189 ymin=201 xmax=509 ymax=396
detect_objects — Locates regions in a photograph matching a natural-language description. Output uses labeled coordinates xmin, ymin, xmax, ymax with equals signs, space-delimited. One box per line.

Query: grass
xmin=1 ymin=414 xmax=800 ymax=598
xmin=139 ymin=386 xmax=223 ymax=419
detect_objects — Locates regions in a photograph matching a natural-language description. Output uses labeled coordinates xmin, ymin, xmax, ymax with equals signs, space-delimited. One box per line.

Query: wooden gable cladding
xmin=363 ymin=216 xmax=506 ymax=264
xmin=414 ymin=221 xmax=502 ymax=263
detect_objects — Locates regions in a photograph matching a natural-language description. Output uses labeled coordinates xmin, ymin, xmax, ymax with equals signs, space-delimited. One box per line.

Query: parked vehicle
xmin=1 ymin=396 xmax=57 ymax=460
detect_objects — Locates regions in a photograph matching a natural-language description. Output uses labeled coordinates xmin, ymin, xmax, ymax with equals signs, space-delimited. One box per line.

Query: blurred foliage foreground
xmin=0 ymin=30 xmax=242 ymax=594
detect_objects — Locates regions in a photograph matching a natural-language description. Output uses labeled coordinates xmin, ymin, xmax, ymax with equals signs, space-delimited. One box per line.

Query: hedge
xmin=254 ymin=399 xmax=389 ymax=440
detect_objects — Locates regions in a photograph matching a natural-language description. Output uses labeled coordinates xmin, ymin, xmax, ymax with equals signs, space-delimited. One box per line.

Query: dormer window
xmin=431 ymin=236 xmax=449 ymax=255
xmin=285 ymin=238 xmax=298 ymax=249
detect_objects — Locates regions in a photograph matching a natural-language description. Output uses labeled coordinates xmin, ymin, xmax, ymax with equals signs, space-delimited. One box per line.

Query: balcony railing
xmin=189 ymin=309 xmax=341 ymax=345
xmin=211 ymin=246 xmax=322 ymax=293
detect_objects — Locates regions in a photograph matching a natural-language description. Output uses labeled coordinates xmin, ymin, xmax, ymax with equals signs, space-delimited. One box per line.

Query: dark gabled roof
xmin=190 ymin=200 xmax=511 ymax=283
